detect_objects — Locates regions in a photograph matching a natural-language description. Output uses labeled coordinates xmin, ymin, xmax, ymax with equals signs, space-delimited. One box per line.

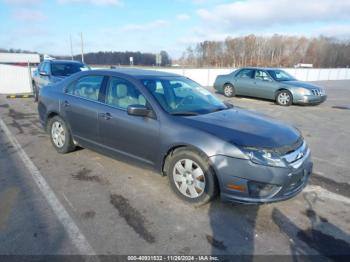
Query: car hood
xmin=180 ymin=108 xmax=301 ymax=149
xmin=51 ymin=75 xmax=66 ymax=83
xmin=282 ymin=81 xmax=322 ymax=90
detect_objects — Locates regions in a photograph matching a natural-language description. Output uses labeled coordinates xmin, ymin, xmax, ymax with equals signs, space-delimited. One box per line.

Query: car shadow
xmin=272 ymin=191 xmax=350 ymax=261
xmin=207 ymin=200 xmax=259 ymax=259
xmin=205 ymin=152 xmax=264 ymax=259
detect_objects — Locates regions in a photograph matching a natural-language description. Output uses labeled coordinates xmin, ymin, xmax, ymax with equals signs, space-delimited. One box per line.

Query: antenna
xmin=70 ymin=34 xmax=73 ymax=60
xmin=81 ymin=32 xmax=84 ymax=63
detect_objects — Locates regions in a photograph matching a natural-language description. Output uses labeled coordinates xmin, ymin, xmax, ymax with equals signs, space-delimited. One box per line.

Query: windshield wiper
xmin=170 ymin=111 xmax=199 ymax=116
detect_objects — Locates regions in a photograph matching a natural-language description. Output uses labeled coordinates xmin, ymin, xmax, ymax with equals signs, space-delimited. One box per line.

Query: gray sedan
xmin=38 ymin=69 xmax=312 ymax=205
xmin=214 ymin=67 xmax=327 ymax=106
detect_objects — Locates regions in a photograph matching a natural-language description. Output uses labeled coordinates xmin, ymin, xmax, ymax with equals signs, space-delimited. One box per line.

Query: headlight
xmin=296 ymin=88 xmax=312 ymax=95
xmin=242 ymin=148 xmax=286 ymax=167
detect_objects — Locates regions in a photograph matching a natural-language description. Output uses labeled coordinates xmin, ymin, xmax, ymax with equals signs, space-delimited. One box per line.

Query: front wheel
xmin=166 ymin=148 xmax=218 ymax=206
xmin=33 ymin=83 xmax=39 ymax=102
xmin=276 ymin=90 xmax=293 ymax=106
xmin=48 ymin=116 xmax=75 ymax=154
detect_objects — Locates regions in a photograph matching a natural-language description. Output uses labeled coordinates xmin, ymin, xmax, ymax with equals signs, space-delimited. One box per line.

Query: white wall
xmin=153 ymin=67 xmax=350 ymax=87
xmin=1 ymin=65 xmax=350 ymax=94
xmin=0 ymin=64 xmax=32 ymax=94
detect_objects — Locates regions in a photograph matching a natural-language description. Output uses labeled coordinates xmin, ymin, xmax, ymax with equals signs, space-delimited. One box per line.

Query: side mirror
xmin=40 ymin=71 xmax=49 ymax=76
xmin=127 ymin=104 xmax=155 ymax=118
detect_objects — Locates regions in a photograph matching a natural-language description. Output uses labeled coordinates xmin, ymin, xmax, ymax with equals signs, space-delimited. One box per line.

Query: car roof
xmin=92 ymin=68 xmax=181 ymax=78
xmin=239 ymin=67 xmax=284 ymax=71
xmin=44 ymin=59 xmax=84 ymax=64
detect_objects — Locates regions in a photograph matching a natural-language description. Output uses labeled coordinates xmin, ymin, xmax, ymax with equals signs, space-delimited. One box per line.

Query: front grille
xmin=311 ymin=89 xmax=323 ymax=96
xmin=273 ymin=137 xmax=304 ymax=155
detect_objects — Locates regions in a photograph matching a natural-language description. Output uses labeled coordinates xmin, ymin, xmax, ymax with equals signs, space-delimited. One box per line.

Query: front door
xmin=99 ymin=76 xmax=160 ymax=165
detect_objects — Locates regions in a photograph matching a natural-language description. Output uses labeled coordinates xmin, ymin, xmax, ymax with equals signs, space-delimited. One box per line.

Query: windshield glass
xmin=51 ymin=63 xmax=89 ymax=77
xmin=141 ymin=77 xmax=227 ymax=115
xmin=267 ymin=70 xmax=296 ymax=81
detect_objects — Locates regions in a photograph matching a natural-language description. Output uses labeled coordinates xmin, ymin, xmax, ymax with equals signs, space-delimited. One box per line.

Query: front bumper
xmin=294 ymin=94 xmax=327 ymax=105
xmin=210 ymin=152 xmax=313 ymax=204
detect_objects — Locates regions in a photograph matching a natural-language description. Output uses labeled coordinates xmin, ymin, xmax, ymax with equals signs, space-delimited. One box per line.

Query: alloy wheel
xmin=173 ymin=159 xmax=206 ymax=198
xmin=278 ymin=92 xmax=291 ymax=105
xmin=51 ymin=121 xmax=66 ymax=148
xmin=224 ymin=85 xmax=233 ymax=97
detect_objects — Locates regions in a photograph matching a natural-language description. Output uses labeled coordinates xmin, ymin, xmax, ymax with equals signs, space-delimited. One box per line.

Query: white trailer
xmin=0 ymin=53 xmax=40 ymax=64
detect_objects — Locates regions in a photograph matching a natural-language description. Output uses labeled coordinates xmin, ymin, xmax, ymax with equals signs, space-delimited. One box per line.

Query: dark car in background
xmin=38 ymin=69 xmax=313 ymax=205
xmin=214 ymin=67 xmax=327 ymax=106
xmin=32 ymin=60 xmax=90 ymax=101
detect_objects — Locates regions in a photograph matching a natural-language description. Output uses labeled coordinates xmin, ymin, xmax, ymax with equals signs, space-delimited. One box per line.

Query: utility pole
xmin=70 ymin=34 xmax=73 ymax=60
xmin=80 ymin=32 xmax=84 ymax=63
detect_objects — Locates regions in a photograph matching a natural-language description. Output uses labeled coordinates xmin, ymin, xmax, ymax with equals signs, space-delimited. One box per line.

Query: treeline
xmin=0 ymin=48 xmax=39 ymax=54
xmin=60 ymin=50 xmax=171 ymax=66
xmin=179 ymin=35 xmax=350 ymax=68
xmin=0 ymin=48 xmax=172 ymax=66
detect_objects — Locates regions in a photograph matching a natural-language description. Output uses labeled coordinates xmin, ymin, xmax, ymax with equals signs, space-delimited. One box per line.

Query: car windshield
xmin=267 ymin=70 xmax=296 ymax=81
xmin=141 ymin=77 xmax=228 ymax=115
xmin=51 ymin=63 xmax=89 ymax=77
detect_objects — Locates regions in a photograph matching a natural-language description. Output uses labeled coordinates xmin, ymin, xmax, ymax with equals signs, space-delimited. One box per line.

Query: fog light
xmin=248 ymin=181 xmax=281 ymax=198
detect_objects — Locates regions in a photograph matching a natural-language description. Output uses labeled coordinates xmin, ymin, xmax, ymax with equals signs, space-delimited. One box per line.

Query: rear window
xmin=51 ymin=63 xmax=89 ymax=77
xmin=236 ymin=69 xmax=254 ymax=79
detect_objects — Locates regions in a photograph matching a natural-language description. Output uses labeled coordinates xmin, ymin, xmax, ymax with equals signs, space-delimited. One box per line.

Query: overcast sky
xmin=1 ymin=0 xmax=350 ymax=58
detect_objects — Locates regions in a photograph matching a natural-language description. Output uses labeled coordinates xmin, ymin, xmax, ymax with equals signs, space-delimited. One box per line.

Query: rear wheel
xmin=166 ymin=148 xmax=218 ymax=206
xmin=223 ymin=84 xmax=235 ymax=97
xmin=48 ymin=116 xmax=75 ymax=154
xmin=276 ymin=90 xmax=293 ymax=106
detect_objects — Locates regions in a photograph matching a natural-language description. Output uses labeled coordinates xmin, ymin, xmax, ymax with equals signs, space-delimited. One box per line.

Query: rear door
xmin=252 ymin=70 xmax=277 ymax=99
xmin=233 ymin=69 xmax=255 ymax=96
xmin=98 ymin=76 xmax=160 ymax=165
xmin=62 ymin=75 xmax=107 ymax=145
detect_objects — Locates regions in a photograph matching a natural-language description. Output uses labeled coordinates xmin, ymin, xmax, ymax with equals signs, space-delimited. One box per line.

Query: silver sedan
xmin=214 ymin=67 xmax=327 ymax=106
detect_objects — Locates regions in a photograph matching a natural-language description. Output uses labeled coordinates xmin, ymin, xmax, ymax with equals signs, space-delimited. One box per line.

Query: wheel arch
xmin=45 ymin=111 xmax=72 ymax=134
xmin=275 ymin=88 xmax=294 ymax=102
xmin=161 ymin=144 xmax=220 ymax=192
xmin=223 ymin=82 xmax=234 ymax=88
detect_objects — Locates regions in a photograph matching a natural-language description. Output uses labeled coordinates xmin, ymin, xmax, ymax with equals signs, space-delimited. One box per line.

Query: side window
xmin=237 ymin=69 xmax=254 ymax=79
xmin=255 ymin=70 xmax=271 ymax=81
xmin=37 ymin=63 xmax=43 ymax=72
xmin=42 ymin=62 xmax=50 ymax=73
xmin=106 ymin=77 xmax=146 ymax=109
xmin=66 ymin=75 xmax=104 ymax=101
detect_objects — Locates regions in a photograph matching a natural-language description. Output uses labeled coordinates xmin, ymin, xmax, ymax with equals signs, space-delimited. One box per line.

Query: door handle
xmin=99 ymin=112 xmax=112 ymax=120
xmin=105 ymin=113 xmax=112 ymax=120
xmin=63 ymin=101 xmax=70 ymax=107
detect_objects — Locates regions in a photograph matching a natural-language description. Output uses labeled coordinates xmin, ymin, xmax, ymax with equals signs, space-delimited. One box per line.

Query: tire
xmin=165 ymin=148 xmax=218 ymax=206
xmin=223 ymin=84 xmax=235 ymax=97
xmin=48 ymin=116 xmax=75 ymax=154
xmin=33 ymin=83 xmax=39 ymax=102
xmin=276 ymin=90 xmax=293 ymax=106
